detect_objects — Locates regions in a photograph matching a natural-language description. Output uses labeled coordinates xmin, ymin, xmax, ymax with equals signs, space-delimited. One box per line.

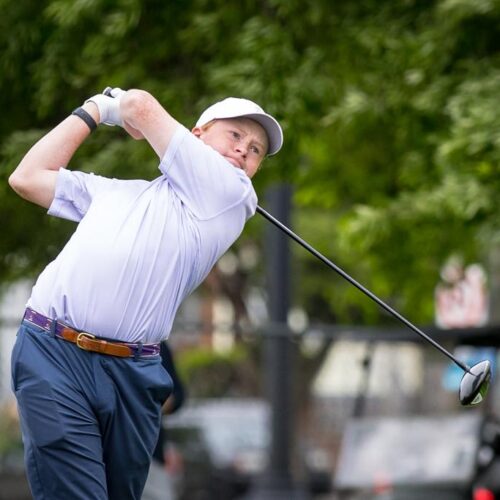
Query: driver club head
xmin=459 ymin=360 xmax=491 ymax=406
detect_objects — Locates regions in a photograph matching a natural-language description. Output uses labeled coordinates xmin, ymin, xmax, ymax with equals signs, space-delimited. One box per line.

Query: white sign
xmin=435 ymin=259 xmax=489 ymax=329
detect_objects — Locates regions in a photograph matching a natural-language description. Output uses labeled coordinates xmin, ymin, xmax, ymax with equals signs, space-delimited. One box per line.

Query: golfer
xmin=8 ymin=87 xmax=283 ymax=500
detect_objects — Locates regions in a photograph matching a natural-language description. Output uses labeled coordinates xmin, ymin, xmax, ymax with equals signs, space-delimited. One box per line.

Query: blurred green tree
xmin=0 ymin=0 xmax=499 ymax=330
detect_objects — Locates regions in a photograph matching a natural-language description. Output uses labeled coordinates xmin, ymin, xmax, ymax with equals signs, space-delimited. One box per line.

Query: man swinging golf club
xmin=8 ymin=87 xmax=283 ymax=500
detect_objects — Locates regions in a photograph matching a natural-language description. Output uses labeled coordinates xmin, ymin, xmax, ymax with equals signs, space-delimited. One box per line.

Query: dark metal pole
xmin=246 ymin=185 xmax=308 ymax=499
xmin=265 ymin=185 xmax=293 ymax=490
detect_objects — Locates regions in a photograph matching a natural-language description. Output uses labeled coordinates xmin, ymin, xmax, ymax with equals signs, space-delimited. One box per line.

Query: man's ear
xmin=191 ymin=126 xmax=202 ymax=137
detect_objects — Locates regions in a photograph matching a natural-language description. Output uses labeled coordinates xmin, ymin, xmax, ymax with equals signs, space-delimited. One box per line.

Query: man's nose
xmin=235 ymin=143 xmax=248 ymax=156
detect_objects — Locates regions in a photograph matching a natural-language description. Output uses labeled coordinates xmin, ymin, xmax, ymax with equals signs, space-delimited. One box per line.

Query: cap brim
xmin=239 ymin=113 xmax=283 ymax=156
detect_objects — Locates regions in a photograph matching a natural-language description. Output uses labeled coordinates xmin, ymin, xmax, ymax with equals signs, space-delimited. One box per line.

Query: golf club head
xmin=459 ymin=360 xmax=491 ymax=406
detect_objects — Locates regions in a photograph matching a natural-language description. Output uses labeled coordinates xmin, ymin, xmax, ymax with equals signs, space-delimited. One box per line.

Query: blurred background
xmin=1 ymin=0 xmax=500 ymax=499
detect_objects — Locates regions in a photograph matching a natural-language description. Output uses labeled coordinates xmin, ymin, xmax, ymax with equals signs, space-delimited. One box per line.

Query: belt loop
xmin=49 ymin=316 xmax=57 ymax=338
xmin=133 ymin=342 xmax=143 ymax=362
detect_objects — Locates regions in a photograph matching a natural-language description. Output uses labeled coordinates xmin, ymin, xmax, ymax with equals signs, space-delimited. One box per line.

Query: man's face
xmin=192 ymin=117 xmax=269 ymax=178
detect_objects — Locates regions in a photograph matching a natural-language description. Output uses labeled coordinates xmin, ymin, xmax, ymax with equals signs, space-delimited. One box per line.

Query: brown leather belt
xmin=23 ymin=308 xmax=160 ymax=358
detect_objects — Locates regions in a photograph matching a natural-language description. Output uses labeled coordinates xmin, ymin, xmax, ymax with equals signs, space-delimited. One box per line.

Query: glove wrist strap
xmin=71 ymin=107 xmax=97 ymax=131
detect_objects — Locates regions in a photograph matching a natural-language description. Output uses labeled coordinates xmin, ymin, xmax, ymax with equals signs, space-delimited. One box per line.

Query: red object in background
xmin=474 ymin=488 xmax=495 ymax=500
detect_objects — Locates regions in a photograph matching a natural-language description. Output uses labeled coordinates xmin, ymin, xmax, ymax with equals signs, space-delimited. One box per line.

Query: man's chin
xmin=226 ymin=158 xmax=242 ymax=169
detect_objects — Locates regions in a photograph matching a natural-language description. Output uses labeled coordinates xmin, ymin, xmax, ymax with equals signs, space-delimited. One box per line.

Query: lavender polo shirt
xmin=27 ymin=125 xmax=257 ymax=344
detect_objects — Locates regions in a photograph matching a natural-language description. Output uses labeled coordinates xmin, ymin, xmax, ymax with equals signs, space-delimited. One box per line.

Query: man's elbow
xmin=121 ymin=90 xmax=157 ymax=128
xmin=8 ymin=169 xmax=28 ymax=197
xmin=8 ymin=169 xmax=45 ymax=204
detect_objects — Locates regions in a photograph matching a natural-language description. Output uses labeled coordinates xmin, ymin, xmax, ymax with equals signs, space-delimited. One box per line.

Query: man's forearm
xmin=8 ymin=102 xmax=99 ymax=208
xmin=20 ymin=102 xmax=98 ymax=173
xmin=120 ymin=90 xmax=178 ymax=159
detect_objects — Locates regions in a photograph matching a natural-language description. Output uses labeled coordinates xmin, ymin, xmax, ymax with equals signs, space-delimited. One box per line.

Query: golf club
xmin=102 ymin=86 xmax=490 ymax=406
xmin=257 ymin=205 xmax=491 ymax=406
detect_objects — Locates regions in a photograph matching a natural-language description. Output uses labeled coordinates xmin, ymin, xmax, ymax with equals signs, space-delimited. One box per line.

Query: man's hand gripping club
xmin=86 ymin=87 xmax=144 ymax=139
xmin=85 ymin=87 xmax=125 ymax=126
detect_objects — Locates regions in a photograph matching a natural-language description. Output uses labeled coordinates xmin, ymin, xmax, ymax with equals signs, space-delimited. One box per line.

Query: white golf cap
xmin=195 ymin=97 xmax=283 ymax=156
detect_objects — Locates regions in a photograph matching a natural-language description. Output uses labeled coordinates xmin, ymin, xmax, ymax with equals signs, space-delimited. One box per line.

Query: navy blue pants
xmin=11 ymin=321 xmax=172 ymax=500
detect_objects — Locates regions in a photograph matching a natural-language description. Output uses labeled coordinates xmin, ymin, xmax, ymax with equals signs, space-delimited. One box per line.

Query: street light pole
xmin=246 ymin=184 xmax=308 ymax=499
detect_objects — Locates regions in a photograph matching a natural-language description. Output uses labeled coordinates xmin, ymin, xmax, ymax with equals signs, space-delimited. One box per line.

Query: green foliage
xmin=1 ymin=0 xmax=500 ymax=326
xmin=176 ymin=346 xmax=256 ymax=398
xmin=287 ymin=0 xmax=500 ymax=324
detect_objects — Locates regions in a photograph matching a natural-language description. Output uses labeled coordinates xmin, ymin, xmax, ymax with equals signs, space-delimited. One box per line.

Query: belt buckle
xmin=76 ymin=332 xmax=96 ymax=350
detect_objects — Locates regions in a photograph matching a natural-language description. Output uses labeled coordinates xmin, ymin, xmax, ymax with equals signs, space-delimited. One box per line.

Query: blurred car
xmin=164 ymin=398 xmax=269 ymax=499
xmin=163 ymin=398 xmax=331 ymax=499
xmin=333 ymin=412 xmax=500 ymax=500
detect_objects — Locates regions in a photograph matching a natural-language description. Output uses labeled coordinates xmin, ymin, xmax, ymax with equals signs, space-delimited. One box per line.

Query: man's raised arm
xmin=8 ymin=88 xmax=179 ymax=209
xmin=8 ymin=102 xmax=100 ymax=209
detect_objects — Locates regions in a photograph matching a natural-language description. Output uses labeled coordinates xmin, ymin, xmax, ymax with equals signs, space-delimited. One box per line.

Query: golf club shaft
xmin=256 ymin=205 xmax=471 ymax=373
xmin=102 ymin=86 xmax=473 ymax=376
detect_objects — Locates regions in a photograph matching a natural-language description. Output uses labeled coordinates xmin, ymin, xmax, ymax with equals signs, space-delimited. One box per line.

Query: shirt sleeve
xmin=158 ymin=126 xmax=257 ymax=221
xmin=47 ymin=168 xmax=117 ymax=222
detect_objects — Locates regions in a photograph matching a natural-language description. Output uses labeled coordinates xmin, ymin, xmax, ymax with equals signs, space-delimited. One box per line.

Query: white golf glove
xmin=85 ymin=87 xmax=125 ymax=126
